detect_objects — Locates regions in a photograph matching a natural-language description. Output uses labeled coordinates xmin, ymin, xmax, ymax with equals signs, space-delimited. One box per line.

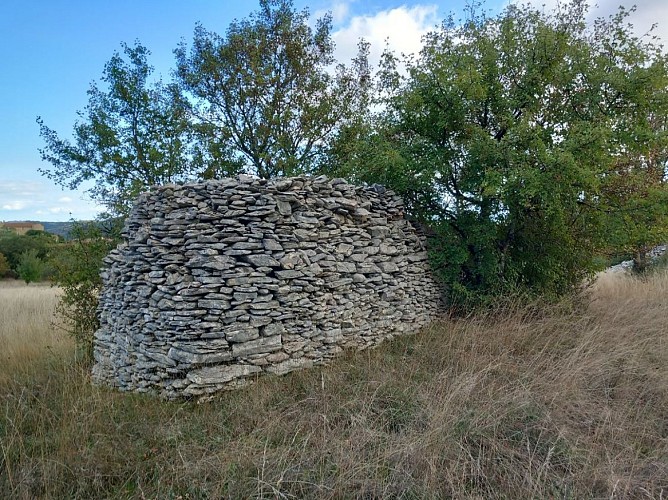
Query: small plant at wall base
xmin=49 ymin=221 xmax=120 ymax=357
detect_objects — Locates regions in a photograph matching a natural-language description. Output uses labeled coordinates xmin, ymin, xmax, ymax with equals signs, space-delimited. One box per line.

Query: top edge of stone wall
xmin=139 ymin=175 xmax=393 ymax=197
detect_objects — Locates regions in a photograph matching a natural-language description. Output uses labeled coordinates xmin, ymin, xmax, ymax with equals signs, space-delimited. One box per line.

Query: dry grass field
xmin=0 ymin=281 xmax=71 ymax=385
xmin=0 ymin=273 xmax=667 ymax=498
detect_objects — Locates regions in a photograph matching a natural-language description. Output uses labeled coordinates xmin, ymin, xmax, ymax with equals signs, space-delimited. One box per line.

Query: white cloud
xmin=315 ymin=1 xmax=351 ymax=24
xmin=598 ymin=0 xmax=668 ymax=47
xmin=331 ymin=1 xmax=350 ymax=24
xmin=2 ymin=201 xmax=27 ymax=211
xmin=332 ymin=5 xmax=440 ymax=66
xmin=0 ymin=178 xmax=101 ymax=222
xmin=1 ymin=180 xmax=41 ymax=197
xmin=326 ymin=1 xmax=666 ymax=74
xmin=48 ymin=207 xmax=69 ymax=214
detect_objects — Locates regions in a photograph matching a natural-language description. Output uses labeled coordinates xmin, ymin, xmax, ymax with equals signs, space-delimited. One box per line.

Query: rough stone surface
xmin=92 ymin=176 xmax=443 ymax=399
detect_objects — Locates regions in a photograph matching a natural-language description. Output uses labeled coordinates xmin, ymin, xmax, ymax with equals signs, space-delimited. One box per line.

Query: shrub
xmin=0 ymin=252 xmax=10 ymax=277
xmin=17 ymin=249 xmax=45 ymax=284
xmin=49 ymin=221 xmax=120 ymax=357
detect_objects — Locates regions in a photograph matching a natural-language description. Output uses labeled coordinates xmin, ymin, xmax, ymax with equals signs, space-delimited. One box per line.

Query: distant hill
xmin=41 ymin=221 xmax=76 ymax=239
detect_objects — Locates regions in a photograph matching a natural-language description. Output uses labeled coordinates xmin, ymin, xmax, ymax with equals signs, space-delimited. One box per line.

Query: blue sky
xmin=1 ymin=0 xmax=664 ymax=222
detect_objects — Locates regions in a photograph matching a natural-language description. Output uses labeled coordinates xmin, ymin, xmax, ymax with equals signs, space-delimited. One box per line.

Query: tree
xmin=38 ymin=42 xmax=199 ymax=216
xmin=598 ymin=91 xmax=668 ymax=272
xmin=318 ymin=40 xmax=389 ymax=183
xmin=176 ymin=0 xmax=366 ymax=179
xmin=352 ymin=1 xmax=668 ymax=304
xmin=17 ymin=249 xmax=44 ymax=284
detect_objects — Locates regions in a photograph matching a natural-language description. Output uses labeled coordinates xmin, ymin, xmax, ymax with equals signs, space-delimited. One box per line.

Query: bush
xmin=17 ymin=249 xmax=45 ymax=284
xmin=49 ymin=221 xmax=120 ymax=357
xmin=0 ymin=252 xmax=10 ymax=278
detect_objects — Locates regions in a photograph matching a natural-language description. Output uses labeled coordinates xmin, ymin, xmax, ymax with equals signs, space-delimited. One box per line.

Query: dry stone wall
xmin=92 ymin=175 xmax=443 ymax=399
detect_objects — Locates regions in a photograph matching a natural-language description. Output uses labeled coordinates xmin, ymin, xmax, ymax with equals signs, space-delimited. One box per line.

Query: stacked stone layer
xmin=92 ymin=175 xmax=443 ymax=398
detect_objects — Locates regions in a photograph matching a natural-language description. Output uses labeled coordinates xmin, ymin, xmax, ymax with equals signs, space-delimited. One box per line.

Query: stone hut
xmin=92 ymin=176 xmax=443 ymax=398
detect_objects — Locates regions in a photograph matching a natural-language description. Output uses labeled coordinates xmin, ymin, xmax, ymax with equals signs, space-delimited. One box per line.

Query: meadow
xmin=0 ymin=273 xmax=666 ymax=498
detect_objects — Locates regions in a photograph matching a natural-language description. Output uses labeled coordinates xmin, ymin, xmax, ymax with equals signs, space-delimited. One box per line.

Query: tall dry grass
xmin=0 ymin=273 xmax=667 ymax=498
xmin=0 ymin=281 xmax=71 ymax=384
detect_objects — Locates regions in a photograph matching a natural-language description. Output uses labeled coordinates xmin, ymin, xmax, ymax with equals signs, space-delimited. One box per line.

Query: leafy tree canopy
xmin=330 ymin=0 xmax=668 ymax=304
xmin=36 ymin=0 xmax=668 ymax=313
xmin=176 ymin=0 xmax=369 ymax=179
xmin=38 ymin=42 xmax=199 ymax=217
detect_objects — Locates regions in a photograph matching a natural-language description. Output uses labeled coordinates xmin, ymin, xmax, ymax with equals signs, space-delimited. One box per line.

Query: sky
xmin=1 ymin=0 xmax=666 ymax=223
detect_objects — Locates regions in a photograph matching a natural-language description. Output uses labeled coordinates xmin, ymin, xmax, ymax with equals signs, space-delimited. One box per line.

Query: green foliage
xmin=17 ymin=249 xmax=45 ymax=284
xmin=0 ymin=252 xmax=10 ymax=278
xmin=600 ymin=150 xmax=668 ymax=272
xmin=0 ymin=230 xmax=52 ymax=270
xmin=38 ymin=42 xmax=200 ymax=217
xmin=176 ymin=0 xmax=368 ymax=179
xmin=330 ymin=0 xmax=668 ymax=307
xmin=49 ymin=221 xmax=120 ymax=356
